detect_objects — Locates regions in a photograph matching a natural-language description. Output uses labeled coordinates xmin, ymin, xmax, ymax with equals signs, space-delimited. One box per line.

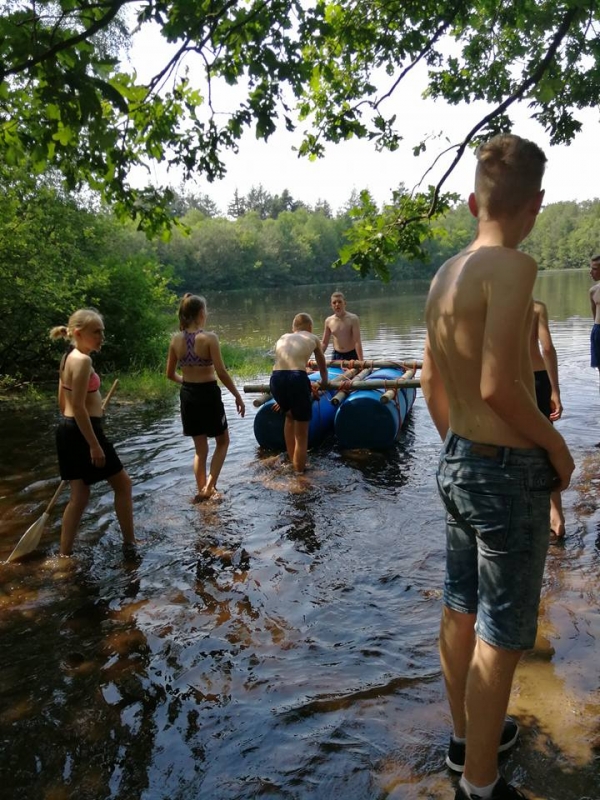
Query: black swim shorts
xmin=534 ymin=370 xmax=552 ymax=420
xmin=180 ymin=381 xmax=228 ymax=437
xmin=591 ymin=324 xmax=600 ymax=368
xmin=56 ymin=416 xmax=123 ymax=485
xmin=332 ymin=348 xmax=359 ymax=361
xmin=269 ymin=370 xmax=312 ymax=421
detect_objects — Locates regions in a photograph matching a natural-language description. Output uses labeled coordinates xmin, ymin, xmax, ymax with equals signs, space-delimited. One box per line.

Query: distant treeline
xmin=1 ymin=165 xmax=599 ymax=382
xmin=160 ymin=187 xmax=600 ymax=285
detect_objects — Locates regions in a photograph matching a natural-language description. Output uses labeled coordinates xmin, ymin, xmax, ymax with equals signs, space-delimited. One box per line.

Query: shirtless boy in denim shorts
xmin=421 ymin=134 xmax=574 ymax=800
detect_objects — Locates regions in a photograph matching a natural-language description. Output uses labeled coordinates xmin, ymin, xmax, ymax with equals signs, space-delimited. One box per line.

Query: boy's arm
xmin=421 ymin=334 xmax=449 ymax=440
xmin=591 ymin=286 xmax=598 ymax=319
xmin=536 ymin=301 xmax=562 ymax=420
xmin=210 ymin=333 xmax=245 ymax=416
xmin=321 ymin=318 xmax=331 ymax=352
xmin=352 ymin=316 xmax=364 ymax=360
xmin=313 ymin=338 xmax=329 ymax=386
xmin=481 ymin=252 xmax=572 ymax=486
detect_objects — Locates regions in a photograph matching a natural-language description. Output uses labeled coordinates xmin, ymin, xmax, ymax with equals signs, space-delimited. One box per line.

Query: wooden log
xmin=244 ymin=377 xmax=421 ymax=393
xmin=308 ymin=358 xmax=422 ymax=370
xmin=244 ymin=367 xmax=358 ymax=397
xmin=331 ymin=367 xmax=373 ymax=407
xmin=253 ymin=393 xmax=272 ymax=408
xmin=380 ymin=367 xmax=416 ymax=404
xmin=322 ymin=367 xmax=359 ymax=385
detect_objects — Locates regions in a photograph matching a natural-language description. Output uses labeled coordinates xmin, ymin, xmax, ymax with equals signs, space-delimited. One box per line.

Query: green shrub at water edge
xmin=0 ymin=344 xmax=273 ymax=405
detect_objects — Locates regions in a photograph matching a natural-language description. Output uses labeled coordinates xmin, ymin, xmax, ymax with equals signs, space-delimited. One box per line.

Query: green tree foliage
xmin=158 ymin=191 xmax=600 ymax=291
xmin=522 ymin=201 xmax=600 ymax=270
xmin=0 ymin=167 xmax=175 ymax=381
xmin=2 ymin=1 xmax=598 ymax=277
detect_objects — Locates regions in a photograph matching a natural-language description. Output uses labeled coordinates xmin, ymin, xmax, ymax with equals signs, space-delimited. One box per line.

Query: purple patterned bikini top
xmin=178 ymin=330 xmax=213 ymax=368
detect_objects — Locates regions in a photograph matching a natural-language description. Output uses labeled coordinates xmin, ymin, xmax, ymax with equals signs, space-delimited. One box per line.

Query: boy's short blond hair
xmin=331 ymin=291 xmax=345 ymax=301
xmin=475 ymin=134 xmax=547 ymax=218
xmin=293 ymin=313 xmax=313 ymax=331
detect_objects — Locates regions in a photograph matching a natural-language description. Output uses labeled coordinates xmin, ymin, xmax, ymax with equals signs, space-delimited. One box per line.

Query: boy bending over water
xmin=270 ymin=313 xmax=328 ymax=473
xmin=421 ymin=134 xmax=574 ymax=800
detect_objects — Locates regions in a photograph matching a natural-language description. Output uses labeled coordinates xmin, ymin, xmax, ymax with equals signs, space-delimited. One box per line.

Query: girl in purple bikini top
xmin=178 ymin=330 xmax=214 ymax=368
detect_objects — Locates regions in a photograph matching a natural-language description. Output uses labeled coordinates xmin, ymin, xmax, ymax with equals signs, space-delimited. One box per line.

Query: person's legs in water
xmin=60 ymin=480 xmax=91 ymax=556
xmin=198 ymin=430 xmax=230 ymax=499
xmin=107 ymin=469 xmax=135 ymax=546
xmin=192 ymin=434 xmax=209 ymax=499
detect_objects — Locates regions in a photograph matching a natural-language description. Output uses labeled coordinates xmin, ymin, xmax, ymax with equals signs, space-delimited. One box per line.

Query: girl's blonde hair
xmin=49 ymin=308 xmax=103 ymax=341
xmin=178 ymin=293 xmax=207 ymax=330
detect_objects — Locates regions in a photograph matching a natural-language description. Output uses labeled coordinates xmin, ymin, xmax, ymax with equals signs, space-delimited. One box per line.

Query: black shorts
xmin=591 ymin=324 xmax=600 ymax=368
xmin=534 ymin=370 xmax=552 ymax=420
xmin=269 ymin=370 xmax=312 ymax=421
xmin=180 ymin=381 xmax=228 ymax=437
xmin=332 ymin=348 xmax=358 ymax=361
xmin=56 ymin=417 xmax=123 ymax=485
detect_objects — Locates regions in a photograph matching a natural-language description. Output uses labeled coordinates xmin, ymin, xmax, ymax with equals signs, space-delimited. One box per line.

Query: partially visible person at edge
xmin=420 ymin=133 xmax=574 ymax=800
xmin=270 ymin=313 xmax=328 ymax=473
xmin=166 ymin=293 xmax=245 ymax=502
xmin=321 ymin=291 xmax=364 ymax=361
xmin=530 ymin=299 xmax=566 ymax=538
xmin=588 ymin=254 xmax=600 ymax=425
xmin=50 ymin=309 xmax=136 ymax=556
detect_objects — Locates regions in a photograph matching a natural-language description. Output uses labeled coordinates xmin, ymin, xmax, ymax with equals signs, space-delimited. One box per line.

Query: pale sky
xmin=129 ymin=25 xmax=600 ymax=216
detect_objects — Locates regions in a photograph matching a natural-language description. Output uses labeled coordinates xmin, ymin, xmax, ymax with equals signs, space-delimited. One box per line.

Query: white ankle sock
xmin=459 ymin=775 xmax=499 ymax=799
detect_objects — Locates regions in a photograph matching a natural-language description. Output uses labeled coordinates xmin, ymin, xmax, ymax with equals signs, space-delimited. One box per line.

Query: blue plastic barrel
xmin=334 ymin=367 xmax=416 ymax=449
xmin=253 ymin=368 xmax=341 ymax=451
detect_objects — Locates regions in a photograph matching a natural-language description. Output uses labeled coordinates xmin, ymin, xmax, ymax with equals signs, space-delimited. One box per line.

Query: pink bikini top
xmin=178 ymin=330 xmax=214 ymax=368
xmin=60 ymin=347 xmax=101 ymax=393
xmin=62 ymin=370 xmax=101 ymax=393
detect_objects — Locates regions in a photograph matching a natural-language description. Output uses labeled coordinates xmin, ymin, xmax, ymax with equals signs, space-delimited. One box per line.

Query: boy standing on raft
xmin=270 ymin=313 xmax=328 ymax=473
xmin=421 ymin=134 xmax=574 ymax=800
xmin=321 ymin=292 xmax=364 ymax=361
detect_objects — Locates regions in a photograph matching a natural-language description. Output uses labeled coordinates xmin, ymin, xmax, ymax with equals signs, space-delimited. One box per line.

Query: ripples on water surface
xmin=0 ymin=274 xmax=598 ymax=800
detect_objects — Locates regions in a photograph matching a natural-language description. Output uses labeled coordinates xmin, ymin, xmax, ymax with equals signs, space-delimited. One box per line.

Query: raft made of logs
xmin=245 ymin=361 xmax=419 ymax=451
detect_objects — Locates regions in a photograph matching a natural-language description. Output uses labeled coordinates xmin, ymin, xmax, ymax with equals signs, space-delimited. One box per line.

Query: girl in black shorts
xmin=50 ymin=309 xmax=135 ymax=556
xmin=166 ymin=294 xmax=245 ymax=502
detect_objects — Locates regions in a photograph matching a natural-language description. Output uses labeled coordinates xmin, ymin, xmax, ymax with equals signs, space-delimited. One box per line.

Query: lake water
xmin=0 ymin=271 xmax=599 ymax=800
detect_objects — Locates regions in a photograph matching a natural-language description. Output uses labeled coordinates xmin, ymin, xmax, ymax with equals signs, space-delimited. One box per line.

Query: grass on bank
xmin=0 ymin=343 xmax=274 ymax=406
xmin=112 ymin=343 xmax=273 ymax=402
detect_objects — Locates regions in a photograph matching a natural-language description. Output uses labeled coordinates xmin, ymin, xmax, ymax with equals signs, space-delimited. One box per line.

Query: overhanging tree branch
xmin=427 ymin=5 xmax=582 ymax=220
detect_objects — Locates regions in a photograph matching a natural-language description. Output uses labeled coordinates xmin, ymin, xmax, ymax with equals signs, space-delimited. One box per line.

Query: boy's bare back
xmin=273 ymin=331 xmax=321 ymax=371
xmin=426 ymin=245 xmax=537 ymax=448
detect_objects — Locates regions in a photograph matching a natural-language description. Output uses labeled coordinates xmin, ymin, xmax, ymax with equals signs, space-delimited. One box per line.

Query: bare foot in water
xmin=551 ymin=525 xmax=566 ymax=540
xmin=193 ymin=489 xmax=221 ymax=503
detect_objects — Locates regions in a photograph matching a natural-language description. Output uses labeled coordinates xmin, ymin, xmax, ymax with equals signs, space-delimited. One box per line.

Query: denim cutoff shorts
xmin=436 ymin=431 xmax=557 ymax=650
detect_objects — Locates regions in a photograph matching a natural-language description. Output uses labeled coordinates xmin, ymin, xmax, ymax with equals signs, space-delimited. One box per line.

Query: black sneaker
xmin=455 ymin=776 xmax=529 ymax=799
xmin=446 ymin=718 xmax=519 ymax=772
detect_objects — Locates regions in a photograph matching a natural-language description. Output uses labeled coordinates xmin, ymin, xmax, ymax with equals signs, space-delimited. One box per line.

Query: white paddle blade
xmin=6 ymin=512 xmax=49 ymax=562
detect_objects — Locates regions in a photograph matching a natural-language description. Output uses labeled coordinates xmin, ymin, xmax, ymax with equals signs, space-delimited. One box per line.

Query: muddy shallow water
xmin=0 ymin=276 xmax=598 ymax=800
